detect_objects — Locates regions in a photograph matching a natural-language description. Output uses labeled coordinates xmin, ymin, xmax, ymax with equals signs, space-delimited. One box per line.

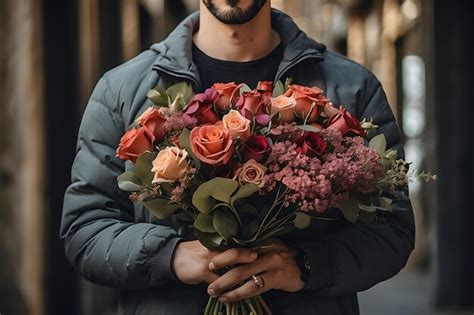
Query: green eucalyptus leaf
xmin=142 ymin=198 xmax=182 ymax=219
xmin=358 ymin=211 xmax=376 ymax=224
xmin=243 ymin=220 xmax=259 ymax=239
xmin=117 ymin=171 xmax=142 ymax=192
xmin=294 ymin=212 xmax=312 ymax=229
xmin=135 ymin=151 xmax=155 ymax=187
xmin=369 ymin=134 xmax=387 ymax=156
xmin=338 ymin=199 xmax=360 ymax=223
xmin=240 ymin=84 xmax=252 ymax=95
xmin=272 ymin=80 xmax=285 ymax=97
xmin=178 ymin=129 xmax=201 ymax=170
xmin=358 ymin=203 xmax=378 ymax=213
xmin=192 ymin=178 xmax=239 ymax=213
xmin=125 ymin=160 xmax=136 ymax=173
xmin=195 ymin=230 xmax=224 ymax=250
xmin=166 ymin=82 xmax=193 ymax=105
xmin=213 ymin=208 xmax=239 ymax=241
xmin=147 ymin=87 xmax=169 ymax=106
xmin=194 ymin=213 xmax=216 ymax=233
xmin=230 ymin=184 xmax=259 ymax=207
xmin=296 ymin=124 xmax=321 ymax=132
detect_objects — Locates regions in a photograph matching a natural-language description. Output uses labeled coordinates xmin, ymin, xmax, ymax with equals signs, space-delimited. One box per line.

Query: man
xmin=61 ymin=1 xmax=415 ymax=314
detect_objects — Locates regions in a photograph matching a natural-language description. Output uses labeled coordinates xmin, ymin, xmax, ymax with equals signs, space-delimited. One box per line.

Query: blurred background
xmin=0 ymin=0 xmax=473 ymax=314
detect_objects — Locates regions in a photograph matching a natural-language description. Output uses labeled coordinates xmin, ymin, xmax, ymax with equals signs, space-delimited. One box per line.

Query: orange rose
xmin=284 ymin=84 xmax=328 ymax=123
xmin=222 ymin=110 xmax=251 ymax=140
xmin=138 ymin=107 xmax=167 ymax=143
xmin=271 ymin=95 xmax=296 ymax=123
xmin=190 ymin=124 xmax=234 ymax=165
xmin=212 ymin=82 xmax=239 ymax=112
xmin=151 ymin=147 xmax=189 ymax=184
xmin=116 ymin=127 xmax=153 ymax=163
xmin=235 ymin=159 xmax=267 ymax=187
xmin=258 ymin=81 xmax=274 ymax=94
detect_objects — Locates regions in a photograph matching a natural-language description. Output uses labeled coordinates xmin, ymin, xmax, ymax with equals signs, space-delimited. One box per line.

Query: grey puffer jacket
xmin=61 ymin=9 xmax=414 ymax=315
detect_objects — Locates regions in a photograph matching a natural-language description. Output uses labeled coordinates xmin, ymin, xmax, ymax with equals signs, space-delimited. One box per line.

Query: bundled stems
xmin=203 ymin=296 xmax=272 ymax=315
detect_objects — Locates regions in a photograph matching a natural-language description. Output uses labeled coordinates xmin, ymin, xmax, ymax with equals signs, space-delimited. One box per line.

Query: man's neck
xmin=194 ymin=3 xmax=280 ymax=62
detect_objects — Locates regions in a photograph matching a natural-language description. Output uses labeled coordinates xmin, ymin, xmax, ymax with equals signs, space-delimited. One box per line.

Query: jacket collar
xmin=150 ymin=9 xmax=326 ymax=88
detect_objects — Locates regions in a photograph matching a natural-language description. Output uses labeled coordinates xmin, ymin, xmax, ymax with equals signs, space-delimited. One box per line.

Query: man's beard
xmin=202 ymin=0 xmax=267 ymax=25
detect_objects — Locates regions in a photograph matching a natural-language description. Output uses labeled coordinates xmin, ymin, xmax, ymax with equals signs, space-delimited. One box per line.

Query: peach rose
xmin=222 ymin=110 xmax=251 ymax=140
xmin=116 ymin=127 xmax=153 ymax=163
xmin=284 ymin=84 xmax=328 ymax=123
xmin=138 ymin=107 xmax=167 ymax=142
xmin=271 ymin=95 xmax=296 ymax=123
xmin=190 ymin=124 xmax=234 ymax=165
xmin=151 ymin=147 xmax=189 ymax=184
xmin=322 ymin=103 xmax=339 ymax=118
xmin=235 ymin=159 xmax=267 ymax=187
xmin=212 ymin=82 xmax=239 ymax=112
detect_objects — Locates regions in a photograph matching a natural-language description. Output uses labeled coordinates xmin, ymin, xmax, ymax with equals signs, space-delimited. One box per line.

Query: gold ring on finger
xmin=251 ymin=274 xmax=264 ymax=289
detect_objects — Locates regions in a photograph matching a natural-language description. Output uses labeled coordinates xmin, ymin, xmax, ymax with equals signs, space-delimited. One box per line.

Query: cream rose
xmin=271 ymin=95 xmax=296 ymax=123
xmin=151 ymin=147 xmax=189 ymax=184
xmin=236 ymin=159 xmax=267 ymax=187
xmin=222 ymin=110 xmax=251 ymax=140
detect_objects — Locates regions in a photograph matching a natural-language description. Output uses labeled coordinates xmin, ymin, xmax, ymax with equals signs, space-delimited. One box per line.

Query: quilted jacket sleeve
xmin=60 ymin=75 xmax=182 ymax=289
xmin=298 ymin=77 xmax=415 ymax=295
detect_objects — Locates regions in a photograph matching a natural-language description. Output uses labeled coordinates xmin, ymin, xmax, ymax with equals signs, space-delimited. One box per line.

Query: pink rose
xmin=212 ymin=82 xmax=240 ymax=112
xmin=151 ymin=147 xmax=189 ymax=184
xmin=116 ymin=128 xmax=153 ymax=163
xmin=222 ymin=110 xmax=251 ymax=140
xmin=235 ymin=159 xmax=267 ymax=187
xmin=327 ymin=106 xmax=366 ymax=137
xmin=236 ymin=91 xmax=272 ymax=125
xmin=271 ymin=95 xmax=296 ymax=124
xmin=190 ymin=124 xmax=234 ymax=165
xmin=185 ymin=89 xmax=220 ymax=125
xmin=242 ymin=135 xmax=271 ymax=163
xmin=284 ymin=84 xmax=328 ymax=123
xmin=138 ymin=107 xmax=167 ymax=142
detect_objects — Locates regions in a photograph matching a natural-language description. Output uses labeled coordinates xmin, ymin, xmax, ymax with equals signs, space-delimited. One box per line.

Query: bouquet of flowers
xmin=115 ymin=80 xmax=435 ymax=315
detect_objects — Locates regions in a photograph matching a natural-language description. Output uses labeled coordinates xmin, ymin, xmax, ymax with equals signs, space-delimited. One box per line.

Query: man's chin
xmin=203 ymin=0 xmax=267 ymax=25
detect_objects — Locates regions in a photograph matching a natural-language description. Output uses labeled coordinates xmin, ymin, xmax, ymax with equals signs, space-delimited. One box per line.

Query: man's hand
xmin=206 ymin=241 xmax=305 ymax=303
xmin=172 ymin=240 xmax=258 ymax=285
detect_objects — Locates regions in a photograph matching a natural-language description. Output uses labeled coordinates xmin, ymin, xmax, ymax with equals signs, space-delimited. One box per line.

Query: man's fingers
xmin=203 ymin=271 xmax=220 ymax=284
xmin=207 ymin=255 xmax=271 ymax=296
xmin=218 ymin=272 xmax=272 ymax=304
xmin=209 ymin=248 xmax=257 ymax=271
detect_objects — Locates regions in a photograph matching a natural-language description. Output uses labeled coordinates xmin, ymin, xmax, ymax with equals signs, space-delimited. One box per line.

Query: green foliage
xmin=338 ymin=199 xmax=360 ymax=223
xmin=142 ymin=198 xmax=182 ymax=219
xmin=369 ymin=133 xmax=387 ymax=156
xmin=192 ymin=178 xmax=239 ymax=214
xmin=293 ymin=212 xmax=311 ymax=229
xmin=194 ymin=213 xmax=216 ymax=233
xmin=296 ymin=124 xmax=321 ymax=132
xmin=117 ymin=171 xmax=142 ymax=192
xmin=195 ymin=230 xmax=224 ymax=249
xmin=230 ymin=183 xmax=259 ymax=207
xmin=178 ymin=128 xmax=201 ymax=170
xmin=147 ymin=86 xmax=168 ymax=106
xmin=213 ymin=208 xmax=239 ymax=242
xmin=167 ymin=82 xmax=193 ymax=108
xmin=135 ymin=151 xmax=155 ymax=187
xmin=272 ymin=80 xmax=285 ymax=97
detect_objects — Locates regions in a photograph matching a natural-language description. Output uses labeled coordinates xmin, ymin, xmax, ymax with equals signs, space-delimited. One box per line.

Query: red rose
xmin=138 ymin=107 xmax=167 ymax=143
xmin=297 ymin=131 xmax=327 ymax=157
xmin=258 ymin=81 xmax=274 ymax=94
xmin=243 ymin=135 xmax=271 ymax=163
xmin=116 ymin=127 xmax=153 ymax=163
xmin=326 ymin=106 xmax=366 ymax=137
xmin=284 ymin=84 xmax=328 ymax=123
xmin=212 ymin=82 xmax=240 ymax=112
xmin=185 ymin=89 xmax=220 ymax=125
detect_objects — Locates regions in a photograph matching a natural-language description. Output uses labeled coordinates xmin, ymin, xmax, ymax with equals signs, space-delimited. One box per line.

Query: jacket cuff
xmin=297 ymin=240 xmax=334 ymax=291
xmin=146 ymin=237 xmax=183 ymax=285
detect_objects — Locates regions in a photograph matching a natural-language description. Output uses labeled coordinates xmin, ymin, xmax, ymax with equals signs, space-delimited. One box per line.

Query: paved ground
xmin=358 ymin=269 xmax=472 ymax=315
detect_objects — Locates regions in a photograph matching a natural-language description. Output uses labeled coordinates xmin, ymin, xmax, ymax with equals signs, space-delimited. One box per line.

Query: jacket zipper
xmin=275 ymin=53 xmax=324 ymax=83
xmin=152 ymin=65 xmax=200 ymax=89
